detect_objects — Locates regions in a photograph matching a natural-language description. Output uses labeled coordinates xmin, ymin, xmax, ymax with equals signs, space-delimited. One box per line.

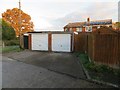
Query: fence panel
xmin=87 ymin=34 xmax=94 ymax=61
xmin=74 ymin=33 xmax=88 ymax=53
xmin=93 ymin=34 xmax=119 ymax=68
xmin=74 ymin=31 xmax=120 ymax=68
xmin=118 ymin=33 xmax=120 ymax=67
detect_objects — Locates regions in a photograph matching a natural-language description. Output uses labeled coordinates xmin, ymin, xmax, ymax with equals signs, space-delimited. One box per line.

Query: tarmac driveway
xmin=3 ymin=50 xmax=86 ymax=79
xmin=2 ymin=56 xmax=111 ymax=88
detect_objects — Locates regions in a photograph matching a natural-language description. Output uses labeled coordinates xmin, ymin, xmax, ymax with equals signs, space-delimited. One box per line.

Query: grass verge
xmin=1 ymin=46 xmax=22 ymax=53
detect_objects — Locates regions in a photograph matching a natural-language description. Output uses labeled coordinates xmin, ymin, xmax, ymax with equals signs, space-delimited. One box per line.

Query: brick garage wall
xmin=48 ymin=33 xmax=52 ymax=51
xmin=28 ymin=34 xmax=32 ymax=50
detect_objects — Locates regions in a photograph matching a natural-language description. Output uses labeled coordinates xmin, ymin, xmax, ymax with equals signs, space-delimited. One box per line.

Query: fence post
xmin=85 ymin=33 xmax=88 ymax=54
xmin=92 ymin=33 xmax=95 ymax=62
xmin=118 ymin=33 xmax=120 ymax=69
xmin=118 ymin=32 xmax=120 ymax=88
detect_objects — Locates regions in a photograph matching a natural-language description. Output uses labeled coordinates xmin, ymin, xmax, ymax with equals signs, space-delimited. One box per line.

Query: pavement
xmin=2 ymin=50 xmax=112 ymax=88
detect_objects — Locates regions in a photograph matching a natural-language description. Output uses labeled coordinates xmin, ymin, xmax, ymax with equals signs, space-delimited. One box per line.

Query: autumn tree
xmin=2 ymin=8 xmax=34 ymax=37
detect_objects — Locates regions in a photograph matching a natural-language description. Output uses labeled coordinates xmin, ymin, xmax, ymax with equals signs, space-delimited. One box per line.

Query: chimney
xmin=87 ymin=17 xmax=90 ymax=22
xmin=87 ymin=17 xmax=90 ymax=23
xmin=87 ymin=17 xmax=90 ymax=26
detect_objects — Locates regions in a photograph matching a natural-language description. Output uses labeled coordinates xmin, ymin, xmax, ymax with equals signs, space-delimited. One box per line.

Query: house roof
xmin=64 ymin=19 xmax=112 ymax=28
xmin=64 ymin=22 xmax=86 ymax=28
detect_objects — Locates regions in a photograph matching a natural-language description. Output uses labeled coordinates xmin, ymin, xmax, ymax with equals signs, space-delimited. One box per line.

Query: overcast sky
xmin=1 ymin=0 xmax=119 ymax=31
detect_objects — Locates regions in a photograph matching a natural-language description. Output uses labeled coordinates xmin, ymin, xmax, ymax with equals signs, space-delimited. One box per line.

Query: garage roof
xmin=27 ymin=31 xmax=73 ymax=34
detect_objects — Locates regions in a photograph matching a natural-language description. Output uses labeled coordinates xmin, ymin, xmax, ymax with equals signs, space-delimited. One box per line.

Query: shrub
xmin=2 ymin=19 xmax=16 ymax=40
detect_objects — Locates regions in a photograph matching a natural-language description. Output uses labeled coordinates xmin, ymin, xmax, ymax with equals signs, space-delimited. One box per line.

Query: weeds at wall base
xmin=76 ymin=53 xmax=120 ymax=87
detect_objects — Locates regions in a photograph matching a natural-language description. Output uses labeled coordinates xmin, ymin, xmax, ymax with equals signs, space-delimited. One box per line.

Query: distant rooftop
xmin=64 ymin=19 xmax=112 ymax=28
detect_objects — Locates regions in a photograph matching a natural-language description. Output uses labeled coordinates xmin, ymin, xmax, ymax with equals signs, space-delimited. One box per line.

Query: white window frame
xmin=76 ymin=27 xmax=82 ymax=32
xmin=69 ymin=28 xmax=72 ymax=32
xmin=85 ymin=26 xmax=92 ymax=32
xmin=97 ymin=26 xmax=100 ymax=29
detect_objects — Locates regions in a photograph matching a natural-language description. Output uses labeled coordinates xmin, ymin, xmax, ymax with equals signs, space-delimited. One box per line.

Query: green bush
xmin=2 ymin=19 xmax=16 ymax=40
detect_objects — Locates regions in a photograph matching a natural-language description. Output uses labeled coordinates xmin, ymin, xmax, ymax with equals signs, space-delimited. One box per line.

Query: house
xmin=64 ymin=18 xmax=112 ymax=32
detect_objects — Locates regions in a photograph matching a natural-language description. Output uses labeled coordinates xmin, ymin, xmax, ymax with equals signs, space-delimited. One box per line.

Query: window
xmin=76 ymin=28 xmax=82 ymax=32
xmin=97 ymin=26 xmax=100 ymax=29
xmin=70 ymin=28 xmax=72 ymax=32
xmin=85 ymin=26 xmax=92 ymax=32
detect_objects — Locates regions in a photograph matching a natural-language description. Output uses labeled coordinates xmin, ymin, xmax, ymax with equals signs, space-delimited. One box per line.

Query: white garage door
xmin=52 ymin=34 xmax=71 ymax=52
xmin=32 ymin=33 xmax=48 ymax=51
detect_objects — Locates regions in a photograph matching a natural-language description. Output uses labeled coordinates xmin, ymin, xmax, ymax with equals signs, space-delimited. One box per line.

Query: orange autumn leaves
xmin=2 ymin=8 xmax=34 ymax=37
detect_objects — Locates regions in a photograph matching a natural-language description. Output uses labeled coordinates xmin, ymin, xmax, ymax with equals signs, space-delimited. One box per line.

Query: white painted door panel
xmin=52 ymin=34 xmax=71 ymax=52
xmin=32 ymin=34 xmax=48 ymax=51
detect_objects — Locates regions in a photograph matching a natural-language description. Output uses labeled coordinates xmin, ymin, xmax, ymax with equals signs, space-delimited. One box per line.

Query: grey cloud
xmin=48 ymin=2 xmax=118 ymax=29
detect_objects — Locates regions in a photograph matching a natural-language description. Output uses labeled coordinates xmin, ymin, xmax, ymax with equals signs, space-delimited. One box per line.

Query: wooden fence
xmin=74 ymin=33 xmax=88 ymax=53
xmin=87 ymin=33 xmax=120 ymax=68
xmin=74 ymin=29 xmax=120 ymax=68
